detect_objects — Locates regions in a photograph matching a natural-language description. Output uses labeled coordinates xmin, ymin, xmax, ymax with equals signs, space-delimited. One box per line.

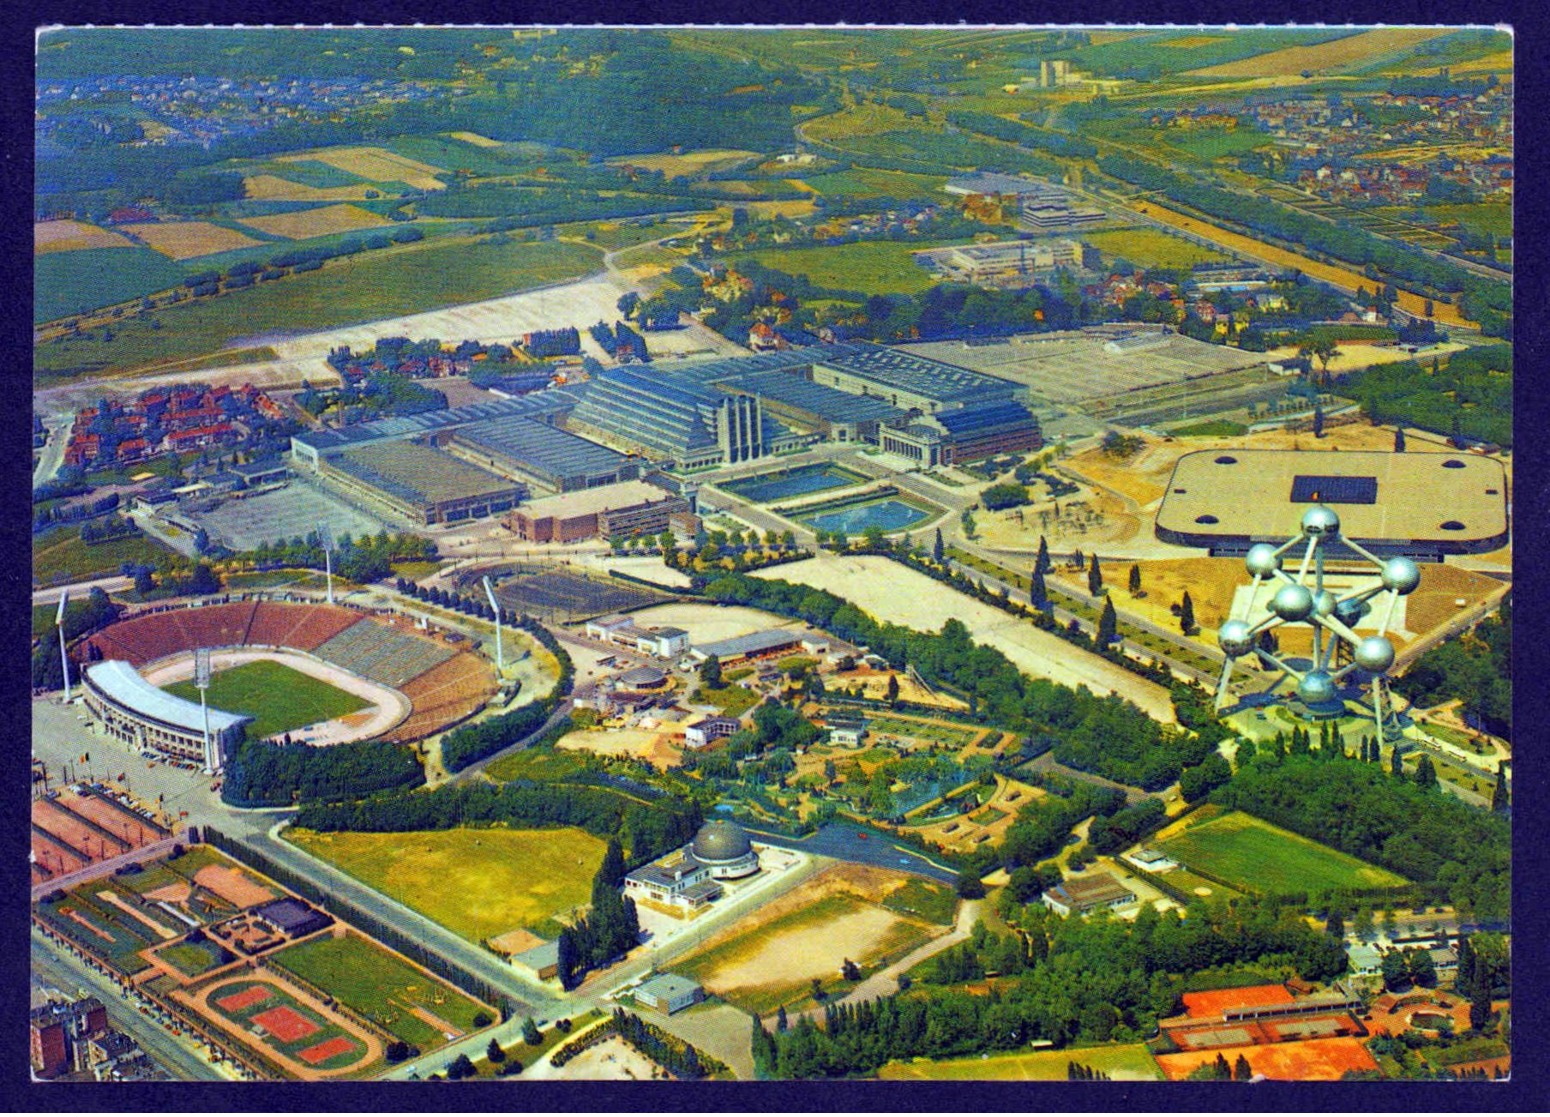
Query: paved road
xmin=32 ymin=927 xmax=231 ymax=1081
xmin=31 ymin=576 xmax=134 ymax=606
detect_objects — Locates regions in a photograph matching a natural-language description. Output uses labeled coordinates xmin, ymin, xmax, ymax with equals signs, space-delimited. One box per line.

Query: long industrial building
xmin=83 ymin=660 xmax=251 ymax=768
xmin=505 ymin=478 xmax=694 ymax=543
xmin=319 ymin=441 xmax=524 ymax=525
xmin=445 ymin=414 xmax=640 ymax=493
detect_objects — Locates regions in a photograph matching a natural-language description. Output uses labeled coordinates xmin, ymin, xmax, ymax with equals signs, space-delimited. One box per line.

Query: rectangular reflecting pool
xmin=801 ymin=496 xmax=936 ymax=535
xmin=719 ymin=463 xmax=869 ymax=503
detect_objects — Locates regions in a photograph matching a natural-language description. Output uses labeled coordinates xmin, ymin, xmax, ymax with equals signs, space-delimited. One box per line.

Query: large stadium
xmin=79 ymin=599 xmax=499 ymax=769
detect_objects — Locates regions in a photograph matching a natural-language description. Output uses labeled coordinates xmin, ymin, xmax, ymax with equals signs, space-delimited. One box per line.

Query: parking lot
xmin=186 ymin=482 xmax=390 ymax=552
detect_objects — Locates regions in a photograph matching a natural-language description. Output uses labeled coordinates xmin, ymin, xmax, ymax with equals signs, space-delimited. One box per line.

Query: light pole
xmin=194 ymin=648 xmax=215 ymax=775
xmin=318 ymin=522 xmax=336 ymax=604
xmin=56 ymin=589 xmax=71 ymax=702
xmin=483 ymin=576 xmax=504 ymax=673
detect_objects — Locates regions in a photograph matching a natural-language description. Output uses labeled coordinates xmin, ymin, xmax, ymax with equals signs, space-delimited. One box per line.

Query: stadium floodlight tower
xmin=482 ymin=575 xmax=504 ymax=672
xmin=55 ymin=589 xmax=72 ymax=702
xmin=194 ymin=647 xmax=216 ymax=774
xmin=317 ymin=521 xmax=336 ymax=605
xmin=1214 ymin=503 xmax=1420 ymax=743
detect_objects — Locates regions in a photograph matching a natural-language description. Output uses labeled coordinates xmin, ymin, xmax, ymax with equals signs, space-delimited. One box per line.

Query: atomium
xmin=1214 ymin=502 xmax=1419 ymax=741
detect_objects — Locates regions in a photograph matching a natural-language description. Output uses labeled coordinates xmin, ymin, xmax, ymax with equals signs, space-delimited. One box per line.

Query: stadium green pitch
xmin=163 ymin=660 xmax=369 ymax=740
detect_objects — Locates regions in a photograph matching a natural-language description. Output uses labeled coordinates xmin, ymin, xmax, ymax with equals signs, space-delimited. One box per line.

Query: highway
xmin=31 ymin=928 xmax=229 ymax=1081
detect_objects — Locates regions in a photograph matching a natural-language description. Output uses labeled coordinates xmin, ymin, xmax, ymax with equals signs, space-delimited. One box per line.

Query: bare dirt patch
xmin=277 ymin=146 xmax=445 ymax=191
xmin=625 ymin=602 xmax=805 ymax=645
xmin=243 ymin=174 xmax=376 ymax=203
xmin=551 ymin=1034 xmax=664 ymax=1080
xmin=194 ymin=864 xmax=276 ymax=909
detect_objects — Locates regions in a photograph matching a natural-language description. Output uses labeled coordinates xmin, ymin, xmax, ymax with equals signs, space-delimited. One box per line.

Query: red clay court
xmin=217 ymin=986 xmax=273 ymax=1013
xmin=1181 ymin=983 xmax=1294 ymax=1017
xmin=253 ymin=1005 xmax=321 ymax=1043
xmin=298 ymin=1036 xmax=357 ymax=1066
xmin=1157 ymin=1036 xmax=1377 ymax=1081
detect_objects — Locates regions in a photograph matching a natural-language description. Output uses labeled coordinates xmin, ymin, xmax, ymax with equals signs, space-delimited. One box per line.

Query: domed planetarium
xmin=690 ymin=820 xmax=760 ymax=880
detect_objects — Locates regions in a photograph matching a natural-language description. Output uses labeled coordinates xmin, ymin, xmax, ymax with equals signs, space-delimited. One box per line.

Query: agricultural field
xmin=271 ymin=931 xmax=489 ymax=1051
xmin=276 ymin=145 xmax=446 ymax=191
xmin=1156 ymin=127 xmax=1274 ymax=161
xmin=446 ymin=130 xmax=503 ymax=148
xmin=800 ymin=167 xmax=948 ymax=200
xmin=1081 ymin=227 xmax=1234 ymax=270
xmin=1154 ymin=809 xmax=1408 ymax=896
xmin=35 ymin=236 xmax=603 ymax=379
xmin=284 ymin=826 xmax=606 ymax=945
xmin=122 ymin=221 xmax=265 ymax=260
xmin=608 ymin=148 xmax=760 ymax=175
xmin=163 ymin=660 xmax=369 ymax=740
xmin=1379 ymin=203 xmax=1513 ymax=241
xmin=673 ymin=862 xmax=949 ymax=1015
xmin=878 ymin=1042 xmax=1162 ymax=1081
xmin=237 ymin=203 xmax=394 ymax=241
xmin=34 ymin=218 xmax=135 ymax=254
xmin=732 ymin=242 xmax=946 ymax=295
xmin=242 ymin=174 xmax=378 ymax=203
xmin=34 ymin=246 xmax=189 ymax=324
xmin=32 ymin=525 xmax=174 ymax=588
xmin=1187 ymin=28 xmax=1454 ymax=78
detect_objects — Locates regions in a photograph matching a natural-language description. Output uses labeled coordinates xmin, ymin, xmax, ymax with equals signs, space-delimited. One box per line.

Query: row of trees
xmin=438 ymin=616 xmax=573 ymax=772
xmin=220 ymin=735 xmax=424 ymax=808
xmin=556 ymin=842 xmax=639 ymax=989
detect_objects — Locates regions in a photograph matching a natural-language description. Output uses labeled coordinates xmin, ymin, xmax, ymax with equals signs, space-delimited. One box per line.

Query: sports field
xmin=1155 ymin=809 xmax=1407 ymax=896
xmin=878 ymin=1042 xmax=1162 ymax=1081
xmin=195 ymin=975 xmax=379 ymax=1077
xmin=284 ymin=826 xmax=606 ymax=945
xmin=271 ymin=931 xmax=488 ymax=1051
xmin=164 ymin=660 xmax=368 ymax=740
xmin=1082 ymin=227 xmax=1234 ymax=270
xmin=1156 ymin=1036 xmax=1377 ymax=1081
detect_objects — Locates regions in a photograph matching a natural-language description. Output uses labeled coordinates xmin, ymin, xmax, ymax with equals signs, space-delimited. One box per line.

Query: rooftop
xmin=292 ymin=389 xmax=576 ymax=454
xmin=694 ymin=628 xmax=804 ymax=659
xmin=637 ymin=972 xmax=702 ymax=1001
xmin=732 ymin=370 xmax=909 ymax=425
xmin=452 ymin=414 xmax=633 ymax=483
xmin=814 ymin=342 xmax=1019 ymax=406
xmin=1155 ymin=449 xmax=1510 ymax=548
xmin=85 ymin=661 xmax=250 ymax=736
xmin=334 ymin=441 xmax=518 ymax=506
xmin=516 ymin=478 xmax=679 ymax=521
xmin=1047 ymin=872 xmax=1135 ymax=909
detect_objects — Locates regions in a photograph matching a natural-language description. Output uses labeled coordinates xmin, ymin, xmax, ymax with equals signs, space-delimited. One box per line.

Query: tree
xmin=1394 ymin=426 xmax=1407 ymax=452
xmin=447 ymin=1052 xmax=477 ymax=1080
xmin=932 ymin=528 xmax=945 ymax=563
xmin=522 ymin=1017 xmax=543 ymax=1045
xmin=1414 ymin=755 xmax=1438 ymax=791
xmin=955 ymin=867 xmax=987 ymax=899
xmin=1313 ymin=405 xmax=1325 ymax=438
xmin=1036 ymin=535 xmax=1051 ymax=574
xmin=1128 ymin=563 xmax=1141 ymax=595
xmin=811 ymin=976 xmax=825 ymax=1002
xmin=487 ymin=1037 xmax=506 ymax=1063
xmin=1087 ymin=553 xmax=1104 ymax=596
xmin=1325 ymin=909 xmax=1345 ymax=938
xmin=1380 ymin=949 xmax=1410 ymax=992
xmin=1179 ymin=591 xmax=1196 ymax=635
xmin=1030 ymin=568 xmax=1048 ymax=609
xmin=1491 ymin=766 xmax=1509 ymax=812
xmin=134 ymin=565 xmax=156 ymax=595
xmin=700 ymin=654 xmax=722 ymax=690
xmin=861 ymin=524 xmax=887 ymax=551
xmin=598 ymin=837 xmax=626 ymax=889
xmin=1097 ymin=597 xmax=1118 ymax=645
xmin=1234 ymin=1053 xmax=1253 ymax=1081
xmin=885 ymin=674 xmax=900 ymax=705
xmin=1390 ymin=745 xmax=1404 ymax=779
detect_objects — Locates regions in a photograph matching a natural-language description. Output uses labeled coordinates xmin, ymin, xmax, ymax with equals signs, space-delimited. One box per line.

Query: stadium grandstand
xmin=74 ymin=600 xmax=500 ymax=767
xmin=83 ymin=659 xmax=252 ymax=767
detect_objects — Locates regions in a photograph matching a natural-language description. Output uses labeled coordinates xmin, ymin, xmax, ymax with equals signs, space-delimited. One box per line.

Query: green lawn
xmin=485 ymin=745 xmax=590 ymax=784
xmin=1171 ymin=419 xmax=1249 ymax=437
xmin=877 ymin=1042 xmax=1163 ymax=1080
xmin=284 ymin=826 xmax=606 ymax=945
xmin=35 ymin=235 xmax=602 ymax=379
xmin=35 ymin=246 xmax=189 ymax=323
xmin=801 ymin=168 xmax=948 ymax=200
xmin=160 ymin=941 xmax=225 ymax=977
xmin=730 ymin=241 xmax=943 ymax=295
xmin=272 ymin=931 xmax=487 ymax=1051
xmin=1157 ymin=809 xmax=1408 ymax=896
xmin=163 ymin=660 xmax=368 ymax=740
xmin=32 ymin=524 xmax=174 ymax=589
xmin=880 ymin=878 xmax=958 ymax=926
xmin=1081 ymin=227 xmax=1235 ymax=270
xmin=1159 ymin=127 xmax=1274 ymax=161
xmin=695 ymin=684 xmax=760 ymax=717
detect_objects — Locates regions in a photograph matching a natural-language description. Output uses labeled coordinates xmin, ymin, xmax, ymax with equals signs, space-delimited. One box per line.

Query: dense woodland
xmin=1336 ymin=345 xmax=1513 ymax=449
xmin=1391 ymin=600 xmax=1511 ymax=737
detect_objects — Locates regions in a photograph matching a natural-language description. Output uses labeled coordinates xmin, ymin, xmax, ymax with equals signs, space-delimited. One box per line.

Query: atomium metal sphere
xmin=1218 ymin=619 xmax=1254 ymax=658
xmin=1334 ymin=597 xmax=1368 ymax=627
xmin=1313 ymin=589 xmax=1337 ymax=618
xmin=1271 ymin=583 xmax=1315 ymax=621
xmin=1245 ymin=543 xmax=1281 ymax=578
xmin=1301 ymin=504 xmax=1341 ymax=538
xmin=1296 ymin=670 xmax=1337 ymax=705
xmin=1354 ymin=635 xmax=1395 ymax=674
xmin=1381 ymin=556 xmax=1422 ymax=595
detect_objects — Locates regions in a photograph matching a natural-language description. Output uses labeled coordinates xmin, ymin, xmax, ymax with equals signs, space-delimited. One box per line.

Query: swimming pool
xmin=802 ymin=497 xmax=935 ymax=535
xmin=719 ymin=463 xmax=868 ymax=503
